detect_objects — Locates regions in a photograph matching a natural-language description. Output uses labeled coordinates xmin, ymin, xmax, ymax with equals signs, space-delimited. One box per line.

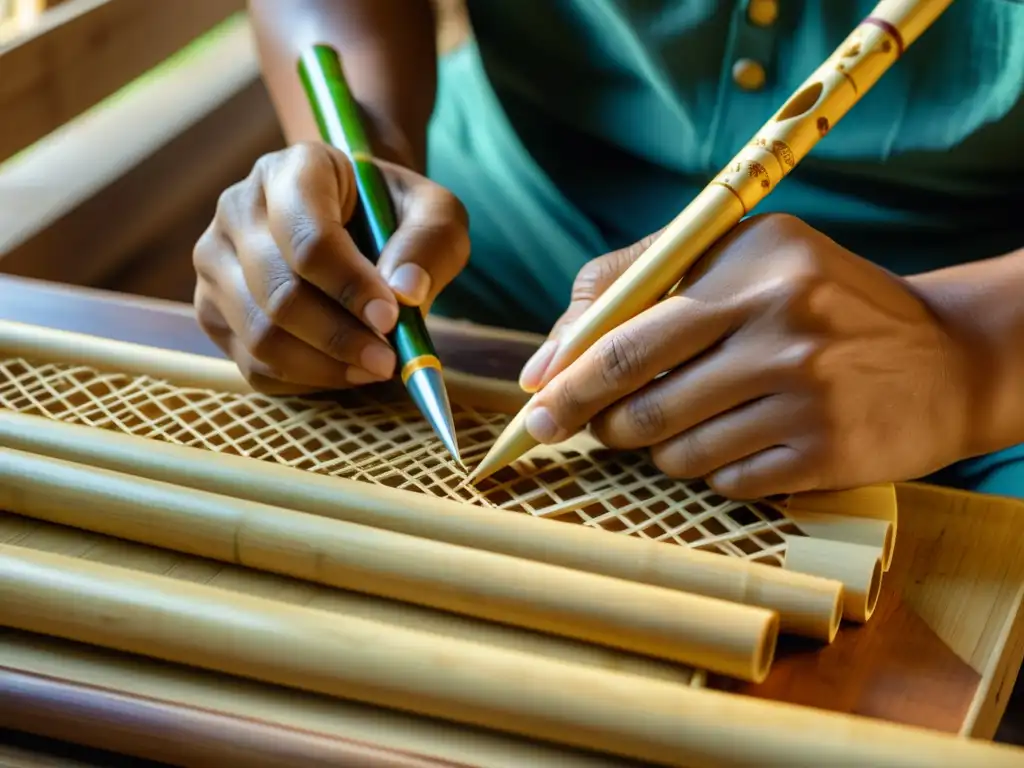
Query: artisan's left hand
xmin=519 ymin=214 xmax=980 ymax=499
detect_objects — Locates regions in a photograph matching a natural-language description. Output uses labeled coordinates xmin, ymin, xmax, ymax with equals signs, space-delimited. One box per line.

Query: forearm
xmin=248 ymin=0 xmax=438 ymax=171
xmin=909 ymin=246 xmax=1024 ymax=459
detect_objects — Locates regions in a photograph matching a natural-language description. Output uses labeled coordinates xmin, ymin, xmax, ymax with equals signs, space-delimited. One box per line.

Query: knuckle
xmin=596 ymin=331 xmax=646 ymax=389
xmin=623 ymin=390 xmax=666 ymax=442
xmin=262 ymin=270 xmax=301 ymax=325
xmin=553 ymin=377 xmax=584 ymax=417
xmin=243 ymin=308 xmax=280 ymax=363
xmin=653 ymin=432 xmax=708 ymax=478
xmin=323 ymin=325 xmax=355 ymax=359
xmin=288 ymin=220 xmax=331 ymax=275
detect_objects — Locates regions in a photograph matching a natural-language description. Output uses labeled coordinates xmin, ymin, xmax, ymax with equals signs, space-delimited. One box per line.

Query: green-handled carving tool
xmin=298 ymin=44 xmax=462 ymax=465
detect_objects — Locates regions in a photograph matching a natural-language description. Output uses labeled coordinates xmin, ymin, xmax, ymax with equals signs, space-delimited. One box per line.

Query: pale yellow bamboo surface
xmin=0 ymin=447 xmax=779 ymax=681
xmin=1 ymin=544 xmax=1022 ymax=768
xmin=783 ymin=536 xmax=883 ymax=623
xmin=0 ymin=509 xmax=700 ymax=687
xmin=0 ymin=629 xmax=642 ymax=768
xmin=0 ymin=322 xmax=891 ymax=634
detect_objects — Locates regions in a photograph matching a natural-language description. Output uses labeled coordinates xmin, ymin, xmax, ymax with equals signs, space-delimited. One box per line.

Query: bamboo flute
xmin=467 ymin=0 xmax=958 ymax=482
xmin=3 ymin=545 xmax=1023 ymax=768
xmin=0 ymin=410 xmax=844 ymax=641
xmin=0 ymin=447 xmax=778 ymax=681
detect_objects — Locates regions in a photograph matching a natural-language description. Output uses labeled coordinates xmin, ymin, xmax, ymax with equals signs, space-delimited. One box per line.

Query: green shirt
xmin=426 ymin=0 xmax=1024 ymax=334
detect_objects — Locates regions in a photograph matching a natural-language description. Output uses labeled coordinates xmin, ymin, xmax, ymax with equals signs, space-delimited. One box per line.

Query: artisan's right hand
xmin=193 ymin=142 xmax=470 ymax=394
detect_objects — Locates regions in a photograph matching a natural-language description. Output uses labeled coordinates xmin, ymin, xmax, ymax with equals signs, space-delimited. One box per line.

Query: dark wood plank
xmin=714 ymin=589 xmax=981 ymax=733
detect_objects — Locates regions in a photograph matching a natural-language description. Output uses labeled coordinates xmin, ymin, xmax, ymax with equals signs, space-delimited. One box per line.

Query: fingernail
xmin=364 ymin=299 xmax=398 ymax=334
xmin=388 ymin=263 xmax=431 ymax=305
xmin=519 ymin=340 xmax=557 ymax=393
xmin=347 ymin=367 xmax=381 ymax=386
xmin=525 ymin=406 xmax=566 ymax=444
xmin=361 ymin=343 xmax=396 ymax=379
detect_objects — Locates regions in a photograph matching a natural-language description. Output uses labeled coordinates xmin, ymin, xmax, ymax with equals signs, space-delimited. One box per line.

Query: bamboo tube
xmin=0 ymin=448 xmax=778 ymax=681
xmin=784 ymin=484 xmax=898 ymax=570
xmin=782 ymin=536 xmax=883 ymax=622
xmin=2 ymin=546 xmax=1023 ymax=768
xmin=0 ymin=510 xmax=701 ymax=689
xmin=0 ymin=629 xmax=643 ymax=768
xmin=0 ymin=666 xmax=472 ymax=768
xmin=0 ymin=318 xmax=527 ymax=413
xmin=0 ymin=410 xmax=844 ymax=642
xmin=776 ymin=507 xmax=894 ymax=571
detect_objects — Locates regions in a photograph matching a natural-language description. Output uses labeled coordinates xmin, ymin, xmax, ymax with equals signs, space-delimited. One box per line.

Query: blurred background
xmin=0 ymin=0 xmax=468 ymax=305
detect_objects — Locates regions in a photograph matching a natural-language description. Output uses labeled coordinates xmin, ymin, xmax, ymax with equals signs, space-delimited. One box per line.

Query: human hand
xmin=193 ymin=142 xmax=470 ymax=394
xmin=518 ymin=214 xmax=978 ymax=499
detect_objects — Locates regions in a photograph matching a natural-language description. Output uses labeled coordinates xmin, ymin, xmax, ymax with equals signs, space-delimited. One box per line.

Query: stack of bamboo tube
xmin=0 ymin=412 xmax=1021 ymax=766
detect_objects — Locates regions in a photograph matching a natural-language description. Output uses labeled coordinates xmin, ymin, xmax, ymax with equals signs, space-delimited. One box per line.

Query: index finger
xmin=263 ymin=143 xmax=400 ymax=335
xmin=524 ymin=296 xmax=734 ymax=445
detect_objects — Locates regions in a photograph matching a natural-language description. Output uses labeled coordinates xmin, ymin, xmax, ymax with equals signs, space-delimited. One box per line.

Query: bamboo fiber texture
xmin=1 ymin=545 xmax=1022 ymax=768
xmin=0 ymin=409 xmax=842 ymax=642
xmin=0 ymin=446 xmax=778 ymax=681
xmin=0 ymin=629 xmax=640 ymax=768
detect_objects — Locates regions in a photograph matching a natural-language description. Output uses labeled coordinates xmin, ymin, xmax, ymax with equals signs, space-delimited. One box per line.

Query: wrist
xmin=358 ymin=104 xmax=428 ymax=173
xmin=907 ymin=256 xmax=1024 ymax=460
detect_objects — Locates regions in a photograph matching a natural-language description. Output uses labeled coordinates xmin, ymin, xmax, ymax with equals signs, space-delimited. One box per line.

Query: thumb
xmin=519 ymin=229 xmax=663 ymax=392
xmin=374 ymin=161 xmax=471 ymax=308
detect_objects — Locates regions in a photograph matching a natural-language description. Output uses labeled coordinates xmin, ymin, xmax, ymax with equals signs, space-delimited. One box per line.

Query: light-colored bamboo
xmin=783 ymin=536 xmax=884 ymax=622
xmin=2 ymin=545 xmax=1023 ymax=768
xmin=776 ymin=507 xmax=894 ymax=572
xmin=783 ymin=484 xmax=898 ymax=571
xmin=0 ymin=628 xmax=641 ymax=768
xmin=0 ymin=410 xmax=844 ymax=642
xmin=467 ymin=0 xmax=957 ymax=482
xmin=0 ymin=447 xmax=777 ymax=681
xmin=0 ymin=509 xmax=703 ymax=689
xmin=0 ymin=318 xmax=528 ymax=413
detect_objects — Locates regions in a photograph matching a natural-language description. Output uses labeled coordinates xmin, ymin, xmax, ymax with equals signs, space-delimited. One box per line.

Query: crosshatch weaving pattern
xmin=0 ymin=355 xmax=800 ymax=566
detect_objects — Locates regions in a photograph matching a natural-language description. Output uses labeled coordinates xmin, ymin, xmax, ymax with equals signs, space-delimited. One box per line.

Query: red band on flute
xmin=863 ymin=17 xmax=905 ymax=57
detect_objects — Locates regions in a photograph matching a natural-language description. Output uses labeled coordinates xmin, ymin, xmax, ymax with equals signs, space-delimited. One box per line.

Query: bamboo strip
xmin=775 ymin=508 xmax=894 ymax=572
xmin=782 ymin=536 xmax=883 ymax=622
xmin=0 ymin=410 xmax=845 ymax=640
xmin=2 ymin=546 xmax=1023 ymax=768
xmin=0 ymin=447 xmax=778 ymax=681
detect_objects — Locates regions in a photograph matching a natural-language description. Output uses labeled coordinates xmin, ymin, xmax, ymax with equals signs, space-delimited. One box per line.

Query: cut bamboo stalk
xmin=782 ymin=536 xmax=883 ymax=622
xmin=0 ymin=318 xmax=527 ymax=412
xmin=775 ymin=507 xmax=894 ymax=571
xmin=0 ymin=510 xmax=701 ymax=689
xmin=0 ymin=630 xmax=639 ymax=768
xmin=0 ymin=410 xmax=845 ymax=641
xmin=784 ymin=484 xmax=898 ymax=570
xmin=0 ymin=447 xmax=778 ymax=681
xmin=2 ymin=545 xmax=1022 ymax=768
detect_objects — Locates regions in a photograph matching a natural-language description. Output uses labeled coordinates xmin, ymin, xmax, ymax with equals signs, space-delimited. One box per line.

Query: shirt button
xmin=748 ymin=0 xmax=779 ymax=27
xmin=732 ymin=58 xmax=766 ymax=91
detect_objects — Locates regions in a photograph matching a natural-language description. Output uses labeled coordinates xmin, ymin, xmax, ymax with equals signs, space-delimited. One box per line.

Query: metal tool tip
xmin=405 ymin=365 xmax=462 ymax=465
